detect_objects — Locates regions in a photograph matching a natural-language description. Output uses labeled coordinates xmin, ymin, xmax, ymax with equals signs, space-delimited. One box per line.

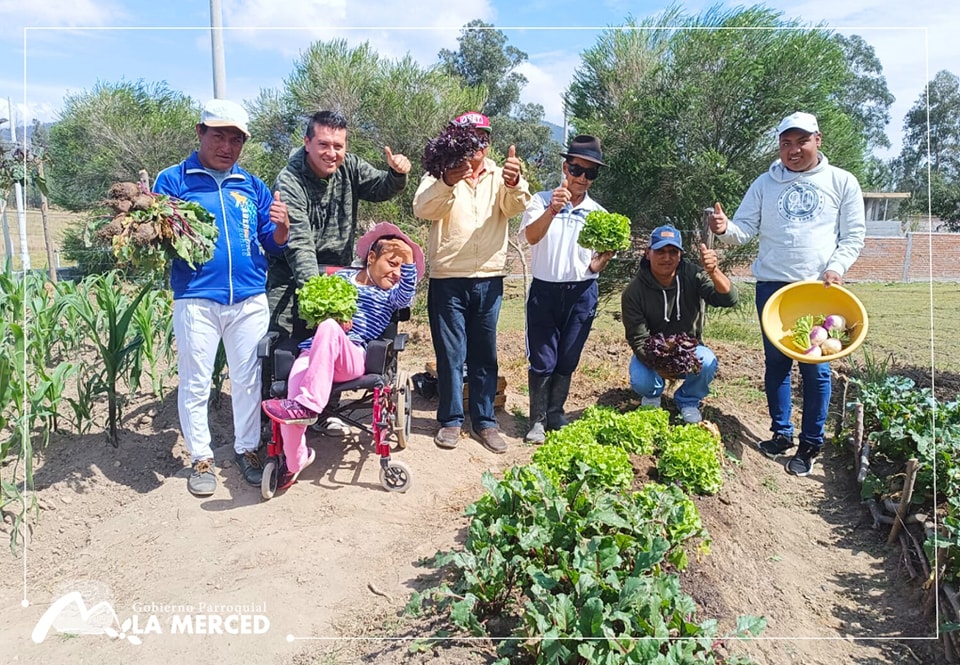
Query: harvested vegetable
xmin=421 ymin=124 xmax=489 ymax=179
xmin=577 ymin=210 xmax=632 ymax=253
xmin=789 ymin=312 xmax=853 ymax=356
xmin=641 ymin=332 xmax=702 ymax=377
xmin=83 ymin=181 xmax=219 ymax=273
xmin=297 ymin=273 xmax=359 ymax=327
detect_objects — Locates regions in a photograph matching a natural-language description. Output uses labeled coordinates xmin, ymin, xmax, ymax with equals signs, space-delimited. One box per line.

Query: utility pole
xmin=8 ymin=98 xmax=29 ymax=271
xmin=209 ymin=0 xmax=227 ymax=98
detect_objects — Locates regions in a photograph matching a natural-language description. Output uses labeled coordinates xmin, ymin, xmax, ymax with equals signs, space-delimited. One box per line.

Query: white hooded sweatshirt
xmin=719 ymin=153 xmax=865 ymax=282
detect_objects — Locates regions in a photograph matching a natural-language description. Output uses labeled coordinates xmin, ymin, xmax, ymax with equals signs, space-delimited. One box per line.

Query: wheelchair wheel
xmin=379 ymin=460 xmax=412 ymax=493
xmin=392 ymin=370 xmax=413 ymax=450
xmin=261 ymin=460 xmax=279 ymax=500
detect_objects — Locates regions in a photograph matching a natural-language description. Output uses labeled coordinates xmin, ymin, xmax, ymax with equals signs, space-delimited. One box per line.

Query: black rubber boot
xmin=525 ymin=371 xmax=552 ymax=443
xmin=546 ymin=373 xmax=572 ymax=431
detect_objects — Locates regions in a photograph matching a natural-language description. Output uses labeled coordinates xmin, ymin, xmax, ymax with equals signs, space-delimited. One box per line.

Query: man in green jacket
xmin=620 ymin=225 xmax=738 ymax=423
xmin=268 ymin=110 xmax=411 ymax=340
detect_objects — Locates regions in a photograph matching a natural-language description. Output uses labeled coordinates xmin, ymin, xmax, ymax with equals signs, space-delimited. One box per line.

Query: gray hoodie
xmin=718 ymin=153 xmax=865 ymax=282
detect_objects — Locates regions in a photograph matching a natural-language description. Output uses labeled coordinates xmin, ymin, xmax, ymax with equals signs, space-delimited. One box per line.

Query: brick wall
xmin=727 ymin=233 xmax=960 ymax=282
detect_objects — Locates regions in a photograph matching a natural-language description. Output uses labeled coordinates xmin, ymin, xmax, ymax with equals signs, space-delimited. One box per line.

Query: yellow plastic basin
xmin=760 ymin=280 xmax=869 ymax=364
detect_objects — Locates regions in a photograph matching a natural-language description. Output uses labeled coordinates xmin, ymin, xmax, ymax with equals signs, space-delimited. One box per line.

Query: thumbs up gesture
xmin=270 ymin=190 xmax=290 ymax=244
xmin=502 ymin=144 xmax=522 ymax=187
xmin=384 ymin=145 xmax=411 ymax=175
xmin=708 ymin=201 xmax=728 ymax=235
xmin=550 ymin=176 xmax=571 ymax=214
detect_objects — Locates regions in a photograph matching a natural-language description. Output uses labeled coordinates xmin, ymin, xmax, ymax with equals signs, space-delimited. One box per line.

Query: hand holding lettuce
xmin=577 ymin=210 xmax=632 ymax=253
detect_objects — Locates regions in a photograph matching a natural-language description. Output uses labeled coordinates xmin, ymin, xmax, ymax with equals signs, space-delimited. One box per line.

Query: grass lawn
xmin=496 ymin=277 xmax=960 ymax=377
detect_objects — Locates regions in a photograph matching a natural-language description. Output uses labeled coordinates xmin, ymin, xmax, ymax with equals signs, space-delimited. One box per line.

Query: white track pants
xmin=173 ymin=294 xmax=268 ymax=462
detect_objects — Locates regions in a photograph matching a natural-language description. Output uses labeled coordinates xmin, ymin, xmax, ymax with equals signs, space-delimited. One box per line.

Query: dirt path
xmin=0 ymin=328 xmax=945 ymax=664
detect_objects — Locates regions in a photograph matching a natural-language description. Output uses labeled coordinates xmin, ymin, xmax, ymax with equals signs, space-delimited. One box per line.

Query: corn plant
xmin=61 ymin=271 xmax=151 ymax=447
xmin=130 ymin=288 xmax=174 ymax=398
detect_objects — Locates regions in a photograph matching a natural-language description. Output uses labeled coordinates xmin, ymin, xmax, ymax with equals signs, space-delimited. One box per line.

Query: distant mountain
xmin=543 ymin=120 xmax=565 ymax=145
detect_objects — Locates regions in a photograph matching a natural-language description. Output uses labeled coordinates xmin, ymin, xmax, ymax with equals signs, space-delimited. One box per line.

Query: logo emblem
xmin=777 ymin=181 xmax=823 ymax=223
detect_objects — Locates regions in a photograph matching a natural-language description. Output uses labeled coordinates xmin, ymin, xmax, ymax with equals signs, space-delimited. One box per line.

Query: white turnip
xmin=823 ymin=314 xmax=846 ymax=332
xmin=809 ymin=325 xmax=828 ymax=346
xmin=803 ymin=344 xmax=823 ymax=358
xmin=820 ymin=338 xmax=843 ymax=355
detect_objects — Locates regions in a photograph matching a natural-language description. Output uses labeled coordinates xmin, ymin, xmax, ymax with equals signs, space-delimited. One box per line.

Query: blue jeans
xmin=428 ymin=277 xmax=502 ymax=431
xmin=525 ymin=278 xmax=598 ymax=377
xmin=628 ymin=345 xmax=717 ymax=409
xmin=755 ymin=281 xmax=831 ymax=448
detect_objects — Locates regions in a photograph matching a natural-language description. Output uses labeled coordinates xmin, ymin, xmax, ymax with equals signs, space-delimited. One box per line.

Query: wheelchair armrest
xmin=393 ymin=332 xmax=408 ymax=352
xmin=364 ymin=339 xmax=393 ymax=375
xmin=257 ymin=331 xmax=280 ymax=359
xmin=395 ymin=307 xmax=411 ymax=323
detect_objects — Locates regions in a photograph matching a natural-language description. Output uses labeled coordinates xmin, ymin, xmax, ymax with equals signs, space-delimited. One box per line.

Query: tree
xmin=246 ymin=39 xmax=486 ymax=228
xmin=833 ymin=34 xmax=895 ymax=152
xmin=439 ymin=19 xmax=527 ymax=118
xmin=898 ymin=70 xmax=960 ymax=227
xmin=566 ymin=5 xmax=872 ymax=255
xmin=47 ymin=81 xmax=198 ymax=211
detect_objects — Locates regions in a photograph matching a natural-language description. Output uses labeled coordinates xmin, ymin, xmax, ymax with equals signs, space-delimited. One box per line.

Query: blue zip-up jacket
xmin=154 ymin=151 xmax=286 ymax=304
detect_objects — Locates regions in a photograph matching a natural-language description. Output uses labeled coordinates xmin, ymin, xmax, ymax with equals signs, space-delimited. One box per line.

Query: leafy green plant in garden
xmin=61 ymin=271 xmax=152 ymax=447
xmin=578 ymin=404 xmax=668 ymax=454
xmin=532 ymin=429 xmax=633 ymax=489
xmin=658 ymin=424 xmax=725 ymax=495
xmin=407 ymin=466 xmax=762 ymax=664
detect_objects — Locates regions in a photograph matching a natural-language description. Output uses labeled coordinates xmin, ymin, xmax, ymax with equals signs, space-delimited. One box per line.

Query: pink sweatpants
xmin=282 ymin=319 xmax=366 ymax=473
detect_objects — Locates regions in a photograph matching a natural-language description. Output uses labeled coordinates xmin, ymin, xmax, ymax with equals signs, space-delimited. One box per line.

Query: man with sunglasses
xmin=518 ymin=135 xmax=615 ymax=443
xmin=413 ymin=111 xmax=531 ymax=454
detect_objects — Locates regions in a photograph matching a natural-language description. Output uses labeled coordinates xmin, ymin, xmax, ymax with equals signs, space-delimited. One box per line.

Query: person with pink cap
xmin=413 ymin=111 xmax=531 ymax=454
xmin=260 ymin=223 xmax=423 ymax=483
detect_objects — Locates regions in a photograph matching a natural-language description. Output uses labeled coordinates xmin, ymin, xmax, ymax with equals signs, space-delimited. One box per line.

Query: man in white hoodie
xmin=708 ymin=111 xmax=865 ymax=477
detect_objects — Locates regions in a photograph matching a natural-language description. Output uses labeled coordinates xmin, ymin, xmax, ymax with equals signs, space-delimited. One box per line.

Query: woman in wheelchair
xmin=261 ymin=223 xmax=423 ymax=484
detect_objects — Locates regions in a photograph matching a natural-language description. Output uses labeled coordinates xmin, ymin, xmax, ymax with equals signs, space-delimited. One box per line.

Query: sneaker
xmin=312 ymin=416 xmax=350 ymax=436
xmin=188 ymin=459 xmax=217 ymax=496
xmin=786 ymin=443 xmax=819 ymax=477
xmin=434 ymin=426 xmax=461 ymax=449
xmin=524 ymin=422 xmax=546 ymax=444
xmin=472 ymin=427 xmax=508 ymax=454
xmin=640 ymin=395 xmax=662 ymax=408
xmin=278 ymin=448 xmax=316 ymax=490
xmin=262 ymin=399 xmax=318 ymax=426
xmin=758 ymin=433 xmax=794 ymax=459
xmin=235 ymin=450 xmax=264 ymax=486
xmin=680 ymin=406 xmax=702 ymax=424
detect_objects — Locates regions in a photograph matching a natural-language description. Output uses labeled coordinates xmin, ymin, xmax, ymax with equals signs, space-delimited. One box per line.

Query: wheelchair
xmin=256 ymin=308 xmax=414 ymax=499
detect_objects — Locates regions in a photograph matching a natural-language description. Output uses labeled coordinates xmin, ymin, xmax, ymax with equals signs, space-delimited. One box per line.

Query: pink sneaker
xmin=262 ymin=399 xmax=318 ymax=426
xmin=278 ymin=448 xmax=316 ymax=490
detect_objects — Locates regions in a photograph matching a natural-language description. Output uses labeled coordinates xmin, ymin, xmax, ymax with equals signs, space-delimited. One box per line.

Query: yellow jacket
xmin=413 ymin=158 xmax=531 ymax=278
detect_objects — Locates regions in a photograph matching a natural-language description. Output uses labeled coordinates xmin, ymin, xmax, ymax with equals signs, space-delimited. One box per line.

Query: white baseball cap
xmin=777 ymin=111 xmax=819 ymax=136
xmin=200 ymin=99 xmax=250 ymax=138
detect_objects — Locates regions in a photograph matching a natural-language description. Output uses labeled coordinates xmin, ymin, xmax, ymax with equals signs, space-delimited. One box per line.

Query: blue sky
xmin=1 ymin=0 xmax=957 ymax=160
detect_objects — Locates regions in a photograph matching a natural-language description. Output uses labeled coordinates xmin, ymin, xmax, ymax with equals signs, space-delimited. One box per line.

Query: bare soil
xmin=0 ymin=320 xmax=946 ymax=664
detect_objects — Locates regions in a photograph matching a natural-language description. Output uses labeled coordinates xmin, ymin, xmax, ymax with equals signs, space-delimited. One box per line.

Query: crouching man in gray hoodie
xmin=621 ymin=225 xmax=738 ymax=425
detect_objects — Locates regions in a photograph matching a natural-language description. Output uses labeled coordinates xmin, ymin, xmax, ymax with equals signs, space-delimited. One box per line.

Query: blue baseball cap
xmin=650 ymin=225 xmax=683 ymax=251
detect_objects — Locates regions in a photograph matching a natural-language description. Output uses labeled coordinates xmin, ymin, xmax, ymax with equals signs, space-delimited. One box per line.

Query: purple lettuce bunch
xmin=641 ymin=332 xmax=702 ymax=376
xmin=421 ymin=124 xmax=489 ymax=178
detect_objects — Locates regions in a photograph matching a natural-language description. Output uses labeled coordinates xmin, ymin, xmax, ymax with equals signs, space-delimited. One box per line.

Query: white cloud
xmin=0 ymin=0 xmax=125 ymax=32
xmin=222 ymin=0 xmax=493 ymax=64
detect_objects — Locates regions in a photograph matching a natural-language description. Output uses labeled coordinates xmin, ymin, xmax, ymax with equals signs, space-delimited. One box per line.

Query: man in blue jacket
xmin=154 ymin=99 xmax=290 ymax=497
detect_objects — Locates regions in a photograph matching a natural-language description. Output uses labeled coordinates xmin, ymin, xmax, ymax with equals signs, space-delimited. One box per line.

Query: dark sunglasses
xmin=566 ymin=162 xmax=599 ymax=180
